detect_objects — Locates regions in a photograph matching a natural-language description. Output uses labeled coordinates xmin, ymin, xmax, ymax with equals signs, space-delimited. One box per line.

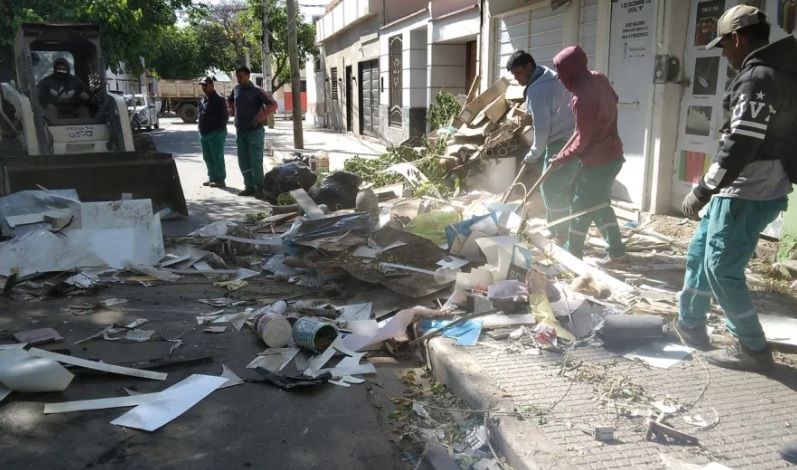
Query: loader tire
xmin=133 ymin=133 xmax=157 ymax=152
xmin=177 ymin=103 xmax=198 ymax=123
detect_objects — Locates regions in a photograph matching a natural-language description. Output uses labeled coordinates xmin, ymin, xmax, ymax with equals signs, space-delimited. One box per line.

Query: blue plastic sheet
xmin=421 ymin=319 xmax=483 ymax=346
xmin=444 ymin=213 xmax=499 ymax=248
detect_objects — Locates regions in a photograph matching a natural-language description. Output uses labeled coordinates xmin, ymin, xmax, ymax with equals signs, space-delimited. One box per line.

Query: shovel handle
xmin=500 ymin=163 xmax=528 ymax=203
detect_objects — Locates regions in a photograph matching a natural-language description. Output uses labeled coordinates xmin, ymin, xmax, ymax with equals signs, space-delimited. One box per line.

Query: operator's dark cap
xmin=705 ymin=5 xmax=766 ymax=49
xmin=198 ymin=76 xmax=214 ymax=85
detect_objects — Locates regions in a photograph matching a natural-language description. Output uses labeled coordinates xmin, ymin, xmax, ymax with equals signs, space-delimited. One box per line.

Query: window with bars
xmin=388 ymin=35 xmax=403 ymax=128
xmin=331 ymin=66 xmax=338 ymax=100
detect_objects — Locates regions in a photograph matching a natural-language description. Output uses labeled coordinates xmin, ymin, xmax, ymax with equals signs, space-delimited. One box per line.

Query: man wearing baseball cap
xmin=197 ymin=76 xmax=229 ymax=188
xmin=676 ymin=5 xmax=797 ymax=373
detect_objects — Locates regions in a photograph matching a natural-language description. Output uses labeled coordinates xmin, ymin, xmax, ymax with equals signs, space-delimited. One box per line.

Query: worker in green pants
xmin=227 ymin=65 xmax=278 ymax=197
xmin=540 ymin=140 xmax=579 ymax=243
xmin=197 ymin=77 xmax=228 ymax=187
xmin=675 ymin=5 xmax=797 ymax=373
xmin=236 ymin=126 xmax=265 ymax=192
xmin=549 ymin=45 xmax=626 ymax=264
xmin=506 ymin=50 xmax=577 ymax=243
xmin=565 ymin=158 xmax=625 ymax=260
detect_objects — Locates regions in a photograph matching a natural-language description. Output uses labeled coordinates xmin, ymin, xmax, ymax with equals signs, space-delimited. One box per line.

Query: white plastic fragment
xmin=110 ymin=374 xmax=227 ymax=432
xmin=27 ymin=348 xmax=167 ymax=381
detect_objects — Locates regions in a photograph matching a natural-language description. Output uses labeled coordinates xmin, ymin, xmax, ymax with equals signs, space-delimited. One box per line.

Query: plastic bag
xmin=262 ymin=162 xmax=318 ymax=203
xmin=309 ymin=171 xmax=362 ymax=210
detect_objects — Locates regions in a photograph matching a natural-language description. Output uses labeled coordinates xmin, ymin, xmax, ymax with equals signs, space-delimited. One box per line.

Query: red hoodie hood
xmin=553 ymin=46 xmax=590 ymax=93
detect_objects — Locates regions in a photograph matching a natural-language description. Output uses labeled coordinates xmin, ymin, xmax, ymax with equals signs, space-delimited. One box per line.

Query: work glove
xmin=681 ymin=191 xmax=707 ymax=221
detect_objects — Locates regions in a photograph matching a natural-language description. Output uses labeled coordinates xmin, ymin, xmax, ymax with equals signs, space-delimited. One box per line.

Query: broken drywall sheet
xmin=337 ymin=303 xmax=373 ymax=324
xmin=28 ymin=348 xmax=167 ymax=381
xmin=759 ymin=314 xmax=797 ymax=347
xmin=624 ymin=342 xmax=694 ymax=369
xmin=218 ymin=364 xmax=244 ymax=389
xmin=110 ymin=374 xmax=227 ymax=432
xmin=247 ymin=349 xmax=300 ymax=373
xmin=0 ymin=199 xmax=165 ymax=277
xmin=44 ymin=394 xmax=159 ymax=414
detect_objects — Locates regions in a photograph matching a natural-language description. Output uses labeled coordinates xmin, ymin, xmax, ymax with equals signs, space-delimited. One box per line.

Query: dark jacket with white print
xmin=693 ymin=36 xmax=797 ymax=202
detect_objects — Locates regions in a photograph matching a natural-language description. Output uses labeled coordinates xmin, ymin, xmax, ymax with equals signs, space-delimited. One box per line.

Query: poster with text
xmin=695 ymin=0 xmax=725 ymax=46
xmin=693 ymin=56 xmax=720 ymax=95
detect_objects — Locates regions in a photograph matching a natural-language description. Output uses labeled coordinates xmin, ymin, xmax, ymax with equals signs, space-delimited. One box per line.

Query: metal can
xmin=292 ymin=317 xmax=339 ymax=353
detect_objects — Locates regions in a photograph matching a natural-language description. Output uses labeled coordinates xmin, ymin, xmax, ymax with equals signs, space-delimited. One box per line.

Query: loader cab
xmin=11 ymin=23 xmax=132 ymax=155
xmin=20 ymin=24 xmax=105 ymax=124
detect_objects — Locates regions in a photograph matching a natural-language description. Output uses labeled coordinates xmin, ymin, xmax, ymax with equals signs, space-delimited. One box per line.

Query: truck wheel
xmin=177 ymin=103 xmax=198 ymax=123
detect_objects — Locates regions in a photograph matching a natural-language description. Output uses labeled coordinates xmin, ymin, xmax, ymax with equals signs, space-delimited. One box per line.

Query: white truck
xmin=159 ymin=79 xmax=233 ymax=123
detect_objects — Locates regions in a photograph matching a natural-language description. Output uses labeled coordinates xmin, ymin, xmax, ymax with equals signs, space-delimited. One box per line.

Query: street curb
xmin=427 ymin=337 xmax=573 ymax=470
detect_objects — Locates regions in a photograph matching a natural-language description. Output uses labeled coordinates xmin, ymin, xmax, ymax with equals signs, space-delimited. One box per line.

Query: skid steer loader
xmin=0 ymin=23 xmax=188 ymax=216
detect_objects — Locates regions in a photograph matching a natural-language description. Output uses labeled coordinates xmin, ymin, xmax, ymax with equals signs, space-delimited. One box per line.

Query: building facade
xmin=315 ymin=0 xmax=797 ymax=218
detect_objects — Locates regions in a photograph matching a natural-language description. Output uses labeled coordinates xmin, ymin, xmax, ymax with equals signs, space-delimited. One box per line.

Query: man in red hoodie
xmin=549 ymin=45 xmax=626 ymax=264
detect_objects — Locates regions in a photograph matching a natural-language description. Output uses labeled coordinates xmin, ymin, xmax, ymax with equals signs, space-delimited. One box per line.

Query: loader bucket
xmin=0 ymin=152 xmax=188 ymax=216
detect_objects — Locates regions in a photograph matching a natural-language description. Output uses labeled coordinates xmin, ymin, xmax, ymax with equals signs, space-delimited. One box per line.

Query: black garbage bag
xmin=249 ymin=367 xmax=332 ymax=390
xmin=308 ymin=171 xmax=362 ymax=210
xmin=262 ymin=162 xmax=318 ymax=203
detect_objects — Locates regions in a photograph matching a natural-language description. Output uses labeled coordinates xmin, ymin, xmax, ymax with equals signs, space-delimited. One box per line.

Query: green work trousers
xmin=540 ymin=139 xmax=580 ymax=241
xmin=564 ymin=157 xmax=625 ymax=259
xmin=199 ymin=128 xmax=227 ymax=182
xmin=678 ymin=196 xmax=787 ymax=351
xmin=236 ymin=127 xmax=265 ymax=191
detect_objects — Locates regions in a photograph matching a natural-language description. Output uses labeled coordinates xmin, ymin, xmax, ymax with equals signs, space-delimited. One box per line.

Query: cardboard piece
xmin=458 ymin=78 xmax=510 ymax=124
xmin=110 ymin=374 xmax=227 ymax=432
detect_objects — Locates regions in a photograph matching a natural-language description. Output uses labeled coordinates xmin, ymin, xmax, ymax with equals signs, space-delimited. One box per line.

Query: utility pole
xmin=287 ymin=0 xmax=304 ymax=149
xmin=262 ymin=0 xmax=274 ymax=129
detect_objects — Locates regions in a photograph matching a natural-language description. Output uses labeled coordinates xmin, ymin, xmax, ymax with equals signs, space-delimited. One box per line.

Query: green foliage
xmin=148 ymin=25 xmax=208 ymax=79
xmin=178 ymin=0 xmax=317 ymax=91
xmin=427 ymin=89 xmax=462 ymax=130
xmin=2 ymin=0 xmax=196 ymax=75
xmin=243 ymin=0 xmax=318 ymax=92
xmin=344 ymin=143 xmax=460 ymax=198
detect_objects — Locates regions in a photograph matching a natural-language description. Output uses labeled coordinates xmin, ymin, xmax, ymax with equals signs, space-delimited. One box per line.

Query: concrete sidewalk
xmin=428 ymin=296 xmax=797 ymax=469
xmin=425 ymin=230 xmax=797 ymax=470
xmin=264 ymin=118 xmax=387 ymax=170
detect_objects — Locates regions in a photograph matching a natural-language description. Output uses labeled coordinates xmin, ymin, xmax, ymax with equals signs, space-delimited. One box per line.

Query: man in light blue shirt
xmin=507 ymin=50 xmax=577 ymax=243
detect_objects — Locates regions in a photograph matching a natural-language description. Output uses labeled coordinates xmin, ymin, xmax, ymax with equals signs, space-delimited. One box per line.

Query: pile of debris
xmin=439 ymin=76 xmax=532 ymax=168
xmin=3 ymin=150 xmax=795 ymax=466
